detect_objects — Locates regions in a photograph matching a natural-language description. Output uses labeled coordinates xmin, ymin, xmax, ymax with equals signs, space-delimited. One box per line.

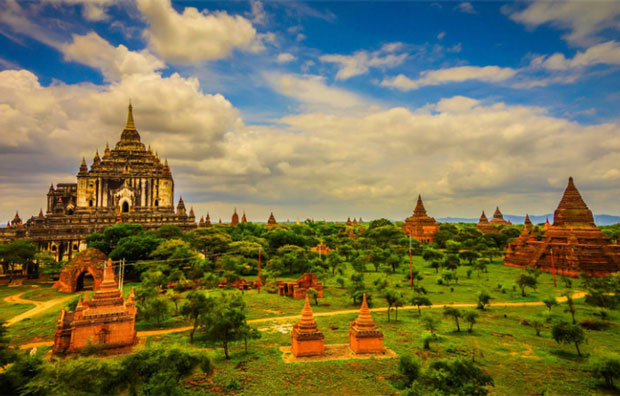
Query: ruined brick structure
xmin=52 ymin=248 xmax=107 ymax=293
xmin=291 ymin=295 xmax=324 ymax=357
xmin=402 ymin=195 xmax=439 ymax=243
xmin=349 ymin=293 xmax=383 ymax=354
xmin=0 ymin=104 xmax=196 ymax=261
xmin=504 ymin=177 xmax=620 ymax=277
xmin=53 ymin=260 xmax=137 ymax=354
xmin=278 ymin=273 xmax=323 ymax=299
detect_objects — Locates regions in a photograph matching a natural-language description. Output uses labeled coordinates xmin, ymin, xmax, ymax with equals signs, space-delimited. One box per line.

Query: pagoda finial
xmin=353 ymin=293 xmax=377 ymax=330
xmin=125 ymin=102 xmax=136 ymax=130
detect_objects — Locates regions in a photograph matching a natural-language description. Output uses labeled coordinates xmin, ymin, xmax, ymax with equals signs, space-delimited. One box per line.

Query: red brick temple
xmin=489 ymin=206 xmax=512 ymax=225
xmin=53 ymin=248 xmax=107 ymax=293
xmin=476 ymin=211 xmax=497 ymax=234
xmin=53 ymin=260 xmax=137 ymax=354
xmin=291 ymin=295 xmax=324 ymax=357
xmin=402 ymin=195 xmax=439 ymax=243
xmin=311 ymin=242 xmax=331 ymax=256
xmin=504 ymin=177 xmax=620 ymax=277
xmin=349 ymin=293 xmax=383 ymax=354
xmin=231 ymin=209 xmax=239 ymax=226
xmin=278 ymin=273 xmax=324 ymax=299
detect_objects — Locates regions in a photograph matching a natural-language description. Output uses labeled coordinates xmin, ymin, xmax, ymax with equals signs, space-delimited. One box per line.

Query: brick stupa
xmin=489 ymin=206 xmax=512 ymax=225
xmin=476 ymin=211 xmax=497 ymax=234
xmin=349 ymin=293 xmax=383 ymax=354
xmin=291 ymin=295 xmax=324 ymax=357
xmin=266 ymin=212 xmax=277 ymax=228
xmin=53 ymin=259 xmax=137 ymax=354
xmin=402 ymin=195 xmax=439 ymax=243
xmin=231 ymin=209 xmax=239 ymax=226
xmin=504 ymin=177 xmax=620 ymax=277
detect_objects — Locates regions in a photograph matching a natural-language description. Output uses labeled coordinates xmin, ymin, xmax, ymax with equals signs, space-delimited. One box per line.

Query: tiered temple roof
xmin=504 ymin=177 xmax=620 ymax=277
xmin=266 ymin=212 xmax=277 ymax=228
xmin=402 ymin=195 xmax=439 ymax=243
xmin=489 ymin=207 xmax=512 ymax=225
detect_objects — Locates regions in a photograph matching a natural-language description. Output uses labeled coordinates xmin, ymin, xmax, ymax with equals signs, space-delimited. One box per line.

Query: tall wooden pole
xmin=257 ymin=247 xmax=261 ymax=294
xmin=409 ymin=234 xmax=413 ymax=288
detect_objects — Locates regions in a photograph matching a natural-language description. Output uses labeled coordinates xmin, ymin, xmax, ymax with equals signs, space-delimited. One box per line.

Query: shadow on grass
xmin=548 ymin=349 xmax=588 ymax=361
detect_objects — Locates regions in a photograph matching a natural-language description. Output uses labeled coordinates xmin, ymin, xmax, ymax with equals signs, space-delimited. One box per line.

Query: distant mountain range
xmin=437 ymin=214 xmax=620 ymax=226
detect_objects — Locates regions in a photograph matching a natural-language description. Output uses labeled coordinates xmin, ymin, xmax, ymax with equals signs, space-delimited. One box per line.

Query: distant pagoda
xmin=489 ymin=206 xmax=511 ymax=225
xmin=231 ymin=209 xmax=239 ymax=226
xmin=402 ymin=195 xmax=439 ymax=243
xmin=504 ymin=177 xmax=620 ymax=277
xmin=476 ymin=211 xmax=497 ymax=234
xmin=266 ymin=212 xmax=277 ymax=228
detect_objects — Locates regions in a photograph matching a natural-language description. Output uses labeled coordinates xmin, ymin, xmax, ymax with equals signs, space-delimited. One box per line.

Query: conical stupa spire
xmin=100 ymin=259 xmax=117 ymax=289
xmin=295 ymin=295 xmax=319 ymax=333
xmin=524 ymin=214 xmax=532 ymax=226
xmin=493 ymin=206 xmax=503 ymax=219
xmin=413 ymin=194 xmax=427 ymax=217
xmin=125 ymin=102 xmax=136 ymax=130
xmin=479 ymin=211 xmax=489 ymax=224
xmin=354 ymin=293 xmax=377 ymax=330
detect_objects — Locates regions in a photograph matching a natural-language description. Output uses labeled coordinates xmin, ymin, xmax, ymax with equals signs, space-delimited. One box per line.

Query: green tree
xmin=564 ymin=293 xmax=577 ymax=324
xmin=552 ymin=322 xmax=585 ymax=357
xmin=420 ymin=359 xmax=494 ymax=396
xmin=384 ymin=289 xmax=404 ymax=321
xmin=145 ymin=296 xmax=170 ymax=328
xmin=166 ymin=289 xmax=183 ymax=316
xmin=411 ymin=295 xmax=432 ymax=314
xmin=326 ymin=253 xmax=345 ymax=276
xmin=531 ymin=320 xmax=543 ymax=336
xmin=477 ymin=291 xmax=491 ymax=310
xmin=464 ymin=310 xmax=479 ymax=332
xmin=0 ymin=240 xmax=37 ymax=280
xmin=347 ymin=272 xmax=368 ymax=305
xmin=200 ymin=294 xmax=249 ymax=359
xmin=459 ymin=250 xmax=480 ymax=266
xmin=157 ymin=224 xmax=183 ymax=239
xmin=516 ymin=274 xmax=537 ymax=297
xmin=421 ymin=313 xmax=440 ymax=337
xmin=307 ymin=288 xmax=319 ymax=306
xmin=443 ymin=306 xmax=462 ymax=332
xmin=36 ymin=251 xmax=63 ymax=279
xmin=591 ymin=354 xmax=620 ymax=389
xmin=180 ymin=291 xmax=215 ymax=344
xmin=86 ymin=223 xmax=143 ymax=254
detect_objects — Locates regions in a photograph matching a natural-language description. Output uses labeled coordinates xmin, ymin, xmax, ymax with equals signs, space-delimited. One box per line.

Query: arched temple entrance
xmin=53 ymin=248 xmax=110 ymax=293
xmin=122 ymin=201 xmax=129 ymax=213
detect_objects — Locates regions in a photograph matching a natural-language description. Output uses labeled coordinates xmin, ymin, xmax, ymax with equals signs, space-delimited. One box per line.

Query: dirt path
xmin=5 ymin=292 xmax=73 ymax=327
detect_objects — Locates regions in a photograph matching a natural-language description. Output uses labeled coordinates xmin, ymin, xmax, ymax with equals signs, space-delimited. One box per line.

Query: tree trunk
xmin=223 ymin=340 xmax=229 ymax=359
xmin=468 ymin=324 xmax=473 ymax=332
xmin=387 ymin=306 xmax=391 ymax=322
xmin=571 ymin=311 xmax=576 ymax=324
xmin=190 ymin=321 xmax=198 ymax=344
xmin=521 ymin=287 xmax=526 ymax=297
xmin=574 ymin=342 xmax=581 ymax=357
xmin=417 ymin=305 xmax=421 ymax=314
xmin=395 ymin=307 xmax=398 ymax=321
xmin=455 ymin=317 xmax=460 ymax=332
xmin=244 ymin=337 xmax=248 ymax=354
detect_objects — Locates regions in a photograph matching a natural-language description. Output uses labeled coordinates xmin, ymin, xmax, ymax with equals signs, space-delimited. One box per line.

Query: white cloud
xmin=381 ymin=65 xmax=518 ymax=91
xmin=61 ymin=32 xmax=165 ymax=82
xmin=47 ymin=0 xmax=115 ymax=21
xmin=532 ymin=40 xmax=620 ymax=71
xmin=247 ymin=0 xmax=267 ymax=25
xmin=457 ymin=2 xmax=476 ymax=14
xmin=264 ymin=72 xmax=364 ymax=110
xmin=137 ymin=0 xmax=261 ymax=64
xmin=276 ymin=53 xmax=296 ymax=63
xmin=437 ymin=32 xmax=446 ymax=40
xmin=320 ymin=42 xmax=407 ymax=80
xmin=509 ymin=1 xmax=620 ymax=46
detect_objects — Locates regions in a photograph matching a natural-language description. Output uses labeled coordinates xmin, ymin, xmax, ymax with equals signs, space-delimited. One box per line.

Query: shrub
xmin=591 ymin=355 xmax=620 ymax=388
xmin=399 ymin=355 xmax=421 ymax=386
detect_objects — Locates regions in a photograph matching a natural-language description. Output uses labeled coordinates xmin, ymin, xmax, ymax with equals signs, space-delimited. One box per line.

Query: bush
xmin=399 ymin=355 xmax=420 ymax=386
xmin=591 ymin=354 xmax=620 ymax=388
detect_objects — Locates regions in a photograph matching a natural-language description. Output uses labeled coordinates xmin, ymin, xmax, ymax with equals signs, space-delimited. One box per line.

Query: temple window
xmin=154 ymin=199 xmax=159 ymax=207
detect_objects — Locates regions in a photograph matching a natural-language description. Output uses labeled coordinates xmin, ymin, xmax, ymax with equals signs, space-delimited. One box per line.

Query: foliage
xmin=180 ymin=290 xmax=215 ymax=344
xmin=408 ymin=359 xmax=494 ymax=396
xmin=411 ymin=295 xmax=432 ymax=314
xmin=516 ymin=274 xmax=537 ymax=297
xmin=399 ymin=355 xmax=421 ymax=386
xmin=443 ymin=306 xmax=462 ymax=332
xmin=197 ymin=293 xmax=249 ymax=359
xmin=591 ymin=354 xmax=620 ymax=389
xmin=477 ymin=291 xmax=491 ymax=310
xmin=384 ymin=288 xmax=404 ymax=321
xmin=463 ymin=310 xmax=479 ymax=332
xmin=0 ymin=240 xmax=38 ymax=279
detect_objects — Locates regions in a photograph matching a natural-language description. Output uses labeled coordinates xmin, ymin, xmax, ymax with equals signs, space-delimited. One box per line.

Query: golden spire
xmin=353 ymin=293 xmax=376 ymax=330
xmin=125 ymin=102 xmax=136 ymax=130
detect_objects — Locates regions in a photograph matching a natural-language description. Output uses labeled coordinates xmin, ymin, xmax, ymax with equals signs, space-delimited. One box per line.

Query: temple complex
xmin=278 ymin=273 xmax=324 ymax=299
xmin=476 ymin=211 xmax=497 ymax=234
xmin=489 ymin=207 xmax=512 ymax=225
xmin=53 ymin=260 xmax=137 ymax=354
xmin=402 ymin=195 xmax=439 ymax=243
xmin=504 ymin=177 xmax=620 ymax=277
xmin=291 ymin=295 xmax=324 ymax=357
xmin=0 ymin=104 xmax=196 ymax=261
xmin=349 ymin=293 xmax=383 ymax=354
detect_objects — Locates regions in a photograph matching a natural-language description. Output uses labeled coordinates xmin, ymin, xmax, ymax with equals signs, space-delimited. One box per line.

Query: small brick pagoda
xmin=278 ymin=273 xmax=323 ymax=299
xmin=402 ymin=195 xmax=439 ymax=243
xmin=489 ymin=206 xmax=512 ymax=225
xmin=349 ymin=293 xmax=383 ymax=354
xmin=291 ymin=295 xmax=324 ymax=357
xmin=476 ymin=211 xmax=498 ymax=234
xmin=231 ymin=209 xmax=239 ymax=226
xmin=53 ymin=259 xmax=137 ymax=354
xmin=266 ymin=212 xmax=277 ymax=228
xmin=504 ymin=177 xmax=620 ymax=277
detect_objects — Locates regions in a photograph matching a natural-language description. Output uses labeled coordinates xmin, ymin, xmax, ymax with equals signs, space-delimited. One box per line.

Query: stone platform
xmin=280 ymin=344 xmax=396 ymax=363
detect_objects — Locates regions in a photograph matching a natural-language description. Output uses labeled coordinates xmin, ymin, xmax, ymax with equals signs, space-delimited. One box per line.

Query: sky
xmin=1 ymin=0 xmax=620 ymax=223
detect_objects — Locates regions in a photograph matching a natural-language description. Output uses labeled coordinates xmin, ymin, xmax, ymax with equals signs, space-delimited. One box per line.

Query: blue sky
xmin=1 ymin=0 xmax=620 ymax=223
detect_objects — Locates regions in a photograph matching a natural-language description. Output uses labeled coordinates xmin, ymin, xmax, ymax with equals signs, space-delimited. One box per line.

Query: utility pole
xmin=409 ymin=234 xmax=413 ymax=288
xmin=257 ymin=247 xmax=261 ymax=294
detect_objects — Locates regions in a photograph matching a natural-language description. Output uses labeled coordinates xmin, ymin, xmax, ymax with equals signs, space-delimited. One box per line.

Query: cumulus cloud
xmin=531 ymin=40 xmax=620 ymax=71
xmin=276 ymin=53 xmax=296 ymax=63
xmin=264 ymin=72 xmax=364 ymax=110
xmin=457 ymin=2 xmax=476 ymax=14
xmin=381 ymin=65 xmax=518 ymax=91
xmin=508 ymin=1 xmax=620 ymax=46
xmin=320 ymin=42 xmax=408 ymax=80
xmin=47 ymin=0 xmax=115 ymax=21
xmin=137 ymin=0 xmax=261 ymax=64
xmin=61 ymin=32 xmax=165 ymax=82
